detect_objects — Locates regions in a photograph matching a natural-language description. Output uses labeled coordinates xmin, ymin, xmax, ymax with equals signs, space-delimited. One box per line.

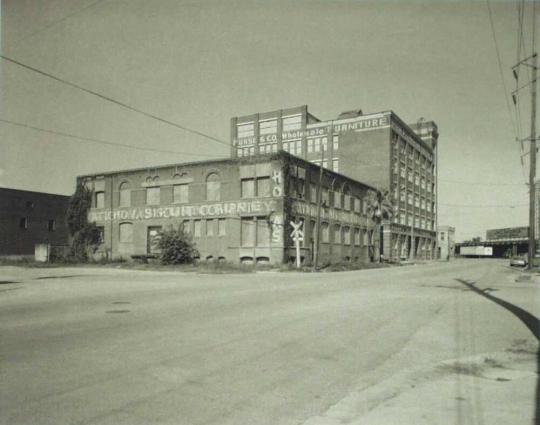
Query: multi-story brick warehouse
xmin=0 ymin=188 xmax=70 ymax=257
xmin=230 ymin=105 xmax=439 ymax=260
xmin=81 ymin=152 xmax=379 ymax=265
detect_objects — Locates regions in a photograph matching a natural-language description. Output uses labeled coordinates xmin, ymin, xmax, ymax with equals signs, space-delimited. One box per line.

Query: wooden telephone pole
xmin=313 ymin=145 xmax=326 ymax=270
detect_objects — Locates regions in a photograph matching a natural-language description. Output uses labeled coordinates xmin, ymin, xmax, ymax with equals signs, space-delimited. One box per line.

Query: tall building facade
xmin=81 ymin=152 xmax=378 ymax=265
xmin=231 ymin=105 xmax=439 ymax=260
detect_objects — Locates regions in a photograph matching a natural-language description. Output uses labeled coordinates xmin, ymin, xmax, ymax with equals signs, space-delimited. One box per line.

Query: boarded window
xmin=19 ymin=217 xmax=28 ymax=229
xmin=256 ymin=218 xmax=270 ymax=247
xmin=218 ymin=218 xmax=226 ymax=236
xmin=321 ymin=222 xmax=329 ymax=243
xmin=182 ymin=220 xmax=191 ymax=234
xmin=241 ymin=179 xmax=255 ymax=198
xmin=334 ymin=225 xmax=342 ymax=244
xmin=146 ymin=187 xmax=160 ymax=205
xmin=119 ymin=223 xmax=133 ymax=243
xmin=119 ymin=182 xmax=130 ymax=207
xmin=257 ymin=177 xmax=271 ymax=197
xmin=343 ymin=227 xmax=351 ymax=245
xmin=47 ymin=219 xmax=56 ymax=231
xmin=241 ymin=217 xmax=256 ymax=246
xmin=194 ymin=220 xmax=201 ymax=237
xmin=173 ymin=184 xmax=189 ymax=203
xmin=206 ymin=219 xmax=215 ymax=236
xmin=206 ymin=173 xmax=221 ymax=201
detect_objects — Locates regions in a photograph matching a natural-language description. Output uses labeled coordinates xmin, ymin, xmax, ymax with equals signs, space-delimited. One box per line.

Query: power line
xmin=0 ymin=55 xmax=231 ymax=148
xmin=485 ymin=0 xmax=518 ymax=137
xmin=0 ymin=117 xmax=227 ymax=158
xmin=9 ymin=0 xmax=105 ymax=48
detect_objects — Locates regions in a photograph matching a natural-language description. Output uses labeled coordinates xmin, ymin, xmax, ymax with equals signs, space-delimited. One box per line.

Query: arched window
xmin=119 ymin=222 xmax=133 ymax=243
xmin=206 ymin=172 xmax=221 ymax=201
xmin=119 ymin=182 xmax=131 ymax=207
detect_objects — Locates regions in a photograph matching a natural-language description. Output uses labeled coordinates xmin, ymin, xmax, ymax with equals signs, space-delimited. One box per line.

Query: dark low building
xmin=80 ymin=152 xmax=379 ymax=265
xmin=0 ymin=188 xmax=70 ymax=258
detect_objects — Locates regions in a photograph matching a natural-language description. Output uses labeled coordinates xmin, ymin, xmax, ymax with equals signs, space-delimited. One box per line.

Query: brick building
xmin=81 ymin=152 xmax=378 ymax=265
xmin=0 ymin=188 xmax=70 ymax=257
xmin=231 ymin=105 xmax=438 ymax=260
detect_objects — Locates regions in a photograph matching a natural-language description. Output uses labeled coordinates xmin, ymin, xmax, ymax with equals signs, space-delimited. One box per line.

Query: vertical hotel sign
xmin=234 ymin=115 xmax=390 ymax=146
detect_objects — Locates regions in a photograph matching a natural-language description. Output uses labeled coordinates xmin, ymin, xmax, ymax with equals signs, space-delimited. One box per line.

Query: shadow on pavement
xmin=34 ymin=275 xmax=89 ymax=280
xmin=456 ymin=279 xmax=540 ymax=425
xmin=0 ymin=280 xmax=19 ymax=284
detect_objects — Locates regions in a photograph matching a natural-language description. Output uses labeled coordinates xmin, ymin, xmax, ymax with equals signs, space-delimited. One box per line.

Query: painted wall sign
xmin=291 ymin=200 xmax=369 ymax=227
xmin=89 ymin=199 xmax=278 ymax=222
xmin=234 ymin=116 xmax=390 ymax=146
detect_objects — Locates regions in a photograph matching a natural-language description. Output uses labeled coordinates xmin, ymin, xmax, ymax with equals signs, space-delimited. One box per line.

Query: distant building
xmin=230 ymin=105 xmax=438 ymax=261
xmin=80 ymin=152 xmax=379 ymax=265
xmin=437 ymin=226 xmax=455 ymax=260
xmin=484 ymin=226 xmax=529 ymax=257
xmin=0 ymin=188 xmax=70 ymax=258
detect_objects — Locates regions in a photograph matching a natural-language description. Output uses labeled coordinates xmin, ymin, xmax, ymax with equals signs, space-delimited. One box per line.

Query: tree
xmin=365 ymin=190 xmax=393 ymax=262
xmin=158 ymin=227 xmax=199 ymax=265
xmin=66 ymin=183 xmax=101 ymax=261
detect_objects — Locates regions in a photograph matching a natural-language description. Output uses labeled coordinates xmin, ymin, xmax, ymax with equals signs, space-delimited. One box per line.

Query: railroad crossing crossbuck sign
xmin=290 ymin=221 xmax=304 ymax=268
xmin=290 ymin=221 xmax=304 ymax=242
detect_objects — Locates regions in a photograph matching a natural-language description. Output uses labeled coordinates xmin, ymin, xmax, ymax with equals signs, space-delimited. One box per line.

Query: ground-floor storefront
xmin=381 ymin=223 xmax=436 ymax=261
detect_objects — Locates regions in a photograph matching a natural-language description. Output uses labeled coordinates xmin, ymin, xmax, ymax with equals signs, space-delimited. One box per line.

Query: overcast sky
xmin=1 ymin=0 xmax=537 ymax=241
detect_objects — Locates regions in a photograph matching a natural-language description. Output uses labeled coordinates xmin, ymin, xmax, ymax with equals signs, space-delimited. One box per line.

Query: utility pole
xmin=513 ymin=53 xmax=537 ymax=269
xmin=529 ymin=54 xmax=537 ymax=270
xmin=313 ymin=144 xmax=325 ymax=270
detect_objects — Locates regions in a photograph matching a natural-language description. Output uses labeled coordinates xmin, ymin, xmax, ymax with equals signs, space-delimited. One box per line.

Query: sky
xmin=0 ymin=0 xmax=537 ymax=241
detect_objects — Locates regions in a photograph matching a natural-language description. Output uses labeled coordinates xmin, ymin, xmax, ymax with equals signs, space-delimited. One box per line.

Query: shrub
xmin=158 ymin=227 xmax=199 ymax=265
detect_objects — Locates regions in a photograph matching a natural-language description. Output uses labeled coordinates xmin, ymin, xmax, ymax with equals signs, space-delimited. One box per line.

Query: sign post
xmin=290 ymin=221 xmax=304 ymax=269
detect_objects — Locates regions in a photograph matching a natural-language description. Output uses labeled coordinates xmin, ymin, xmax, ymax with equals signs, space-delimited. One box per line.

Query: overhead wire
xmin=0 ymin=55 xmax=231 ymax=149
xmin=0 ymin=117 xmax=228 ymax=158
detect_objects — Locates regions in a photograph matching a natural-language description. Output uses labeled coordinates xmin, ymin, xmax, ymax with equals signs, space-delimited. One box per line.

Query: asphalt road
xmin=0 ymin=259 xmax=538 ymax=425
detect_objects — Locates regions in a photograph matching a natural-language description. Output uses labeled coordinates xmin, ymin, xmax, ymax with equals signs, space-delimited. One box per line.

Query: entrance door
xmin=147 ymin=226 xmax=162 ymax=255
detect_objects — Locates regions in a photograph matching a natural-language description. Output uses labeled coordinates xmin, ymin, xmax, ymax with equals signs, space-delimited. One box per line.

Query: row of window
xmin=394 ymin=191 xmax=435 ymax=211
xmin=311 ymin=158 xmax=339 ymax=173
xmin=393 ymin=213 xmax=435 ymax=230
xmin=236 ymin=115 xmax=303 ymax=139
xmin=94 ymin=173 xmax=221 ymax=209
xmin=235 ymin=136 xmax=340 ymax=158
xmin=19 ymin=217 xmax=56 ymax=231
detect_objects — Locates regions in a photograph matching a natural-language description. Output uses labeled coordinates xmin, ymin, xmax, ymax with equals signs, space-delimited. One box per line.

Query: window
xmin=343 ymin=194 xmax=351 ymax=211
xmin=333 ymin=135 xmax=339 ymax=151
xmin=321 ymin=222 xmax=330 ymax=243
xmin=47 ymin=219 xmax=56 ymax=232
xmin=282 ymin=115 xmax=302 ymax=131
xmin=334 ymin=225 xmax=342 ymax=244
xmin=307 ymin=138 xmax=314 ymax=153
xmin=237 ymin=122 xmax=254 ymax=138
xmin=182 ymin=220 xmax=191 ymax=234
xmin=257 ymin=177 xmax=271 ymax=197
xmin=321 ymin=188 xmax=329 ymax=206
xmin=363 ymin=230 xmax=370 ymax=246
xmin=408 ymin=192 xmax=413 ymax=205
xmin=173 ymin=184 xmax=189 ymax=203
xmin=19 ymin=217 xmax=28 ymax=230
xmin=194 ymin=220 xmax=201 ymax=237
xmin=241 ymin=179 xmax=255 ymax=198
xmin=333 ymin=191 xmax=341 ymax=209
xmin=259 ymin=119 xmax=277 ymax=135
xmin=147 ymin=226 xmax=162 ymax=254
xmin=119 ymin=223 xmax=133 ymax=243
xmin=206 ymin=219 xmax=215 ymax=236
xmin=256 ymin=218 xmax=270 ymax=246
xmin=343 ymin=227 xmax=351 ymax=245
xmin=218 ymin=218 xmax=226 ymax=236
xmin=95 ymin=191 xmax=105 ymax=209
xmin=241 ymin=217 xmax=256 ymax=246
xmin=354 ymin=198 xmax=362 ymax=213
xmin=119 ymin=182 xmax=130 ymax=207
xmin=332 ymin=158 xmax=339 ymax=173
xmin=146 ymin=187 xmax=160 ymax=205
xmin=354 ymin=228 xmax=361 ymax=246
xmin=310 ymin=184 xmax=317 ymax=203
xmin=206 ymin=173 xmax=221 ymax=201
xmin=97 ymin=226 xmax=104 ymax=243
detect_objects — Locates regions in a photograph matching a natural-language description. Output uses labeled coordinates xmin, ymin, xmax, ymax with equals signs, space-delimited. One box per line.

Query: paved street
xmin=0 ymin=259 xmax=538 ymax=425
